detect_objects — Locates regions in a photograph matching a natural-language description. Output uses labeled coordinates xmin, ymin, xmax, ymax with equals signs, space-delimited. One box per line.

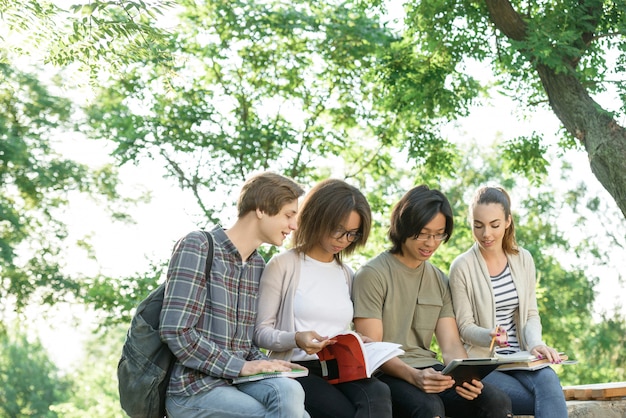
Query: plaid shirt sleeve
xmin=159 ymin=229 xmax=265 ymax=384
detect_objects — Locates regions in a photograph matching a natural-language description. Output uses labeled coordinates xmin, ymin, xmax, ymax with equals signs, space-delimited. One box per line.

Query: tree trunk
xmin=535 ymin=64 xmax=626 ymax=218
xmin=484 ymin=0 xmax=626 ymax=218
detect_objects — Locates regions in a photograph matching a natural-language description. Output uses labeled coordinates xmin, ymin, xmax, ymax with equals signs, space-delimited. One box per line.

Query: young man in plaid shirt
xmin=160 ymin=172 xmax=309 ymax=418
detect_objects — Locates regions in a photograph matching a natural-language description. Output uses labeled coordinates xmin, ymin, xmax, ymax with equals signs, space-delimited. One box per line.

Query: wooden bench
xmin=513 ymin=382 xmax=626 ymax=418
xmin=562 ymin=381 xmax=626 ymax=401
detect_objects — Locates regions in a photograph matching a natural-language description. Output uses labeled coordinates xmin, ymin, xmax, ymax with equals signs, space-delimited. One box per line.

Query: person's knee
xmin=415 ymin=395 xmax=445 ymax=417
xmin=541 ymin=369 xmax=563 ymax=389
xmin=370 ymin=379 xmax=392 ymax=400
xmin=481 ymin=385 xmax=513 ymax=411
xmin=283 ymin=378 xmax=306 ymax=401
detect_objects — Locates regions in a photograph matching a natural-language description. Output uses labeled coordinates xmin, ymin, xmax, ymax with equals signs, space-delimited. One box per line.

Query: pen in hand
xmin=489 ymin=324 xmax=500 ymax=356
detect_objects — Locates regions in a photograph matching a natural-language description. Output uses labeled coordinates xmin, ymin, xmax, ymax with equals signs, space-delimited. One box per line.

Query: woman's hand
xmin=530 ymin=344 xmax=562 ymax=363
xmin=294 ymin=330 xmax=333 ymax=355
xmin=489 ymin=325 xmax=509 ymax=349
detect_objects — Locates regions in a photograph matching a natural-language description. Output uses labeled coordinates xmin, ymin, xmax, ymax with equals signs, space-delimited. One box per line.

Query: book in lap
xmin=495 ymin=351 xmax=572 ymax=371
xmin=317 ymin=331 xmax=405 ymax=384
xmin=442 ymin=351 xmax=574 ymax=386
xmin=231 ymin=368 xmax=309 ymax=384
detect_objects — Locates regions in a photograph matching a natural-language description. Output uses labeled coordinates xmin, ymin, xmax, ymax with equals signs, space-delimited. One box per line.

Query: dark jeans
xmin=294 ymin=360 xmax=392 ymax=418
xmin=378 ymin=366 xmax=512 ymax=418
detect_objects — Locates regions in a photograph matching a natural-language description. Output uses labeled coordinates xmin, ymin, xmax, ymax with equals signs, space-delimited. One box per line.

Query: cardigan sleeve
xmin=449 ymin=250 xmax=494 ymax=354
xmin=254 ymin=251 xmax=298 ymax=358
xmin=515 ymin=248 xmax=545 ymax=350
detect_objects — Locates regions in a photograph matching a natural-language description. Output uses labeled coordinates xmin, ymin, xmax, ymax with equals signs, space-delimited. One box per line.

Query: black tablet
xmin=441 ymin=358 xmax=500 ymax=386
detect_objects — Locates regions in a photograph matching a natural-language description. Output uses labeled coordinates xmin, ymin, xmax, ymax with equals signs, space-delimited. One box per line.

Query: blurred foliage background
xmin=1 ymin=0 xmax=625 ymax=415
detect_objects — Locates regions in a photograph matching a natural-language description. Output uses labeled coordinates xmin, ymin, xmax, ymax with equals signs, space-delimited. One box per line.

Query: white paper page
xmin=363 ymin=342 xmax=404 ymax=375
xmin=494 ymin=351 xmax=536 ymax=361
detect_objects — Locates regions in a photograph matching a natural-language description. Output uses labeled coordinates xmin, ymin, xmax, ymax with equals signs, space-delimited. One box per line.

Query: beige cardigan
xmin=253 ymin=249 xmax=352 ymax=360
xmin=449 ymin=243 xmax=545 ymax=358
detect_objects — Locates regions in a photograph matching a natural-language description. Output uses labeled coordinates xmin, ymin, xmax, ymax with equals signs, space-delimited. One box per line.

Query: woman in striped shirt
xmin=449 ymin=186 xmax=568 ymax=418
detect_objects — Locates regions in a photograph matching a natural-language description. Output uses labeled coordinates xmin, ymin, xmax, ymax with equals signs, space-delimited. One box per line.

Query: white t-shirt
xmin=292 ymin=256 xmax=353 ymax=361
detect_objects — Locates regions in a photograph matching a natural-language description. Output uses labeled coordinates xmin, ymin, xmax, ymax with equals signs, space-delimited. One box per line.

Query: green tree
xmin=0 ymin=61 xmax=133 ymax=312
xmin=386 ymin=0 xmax=626 ymax=217
xmin=51 ymin=325 xmax=127 ymax=418
xmin=570 ymin=311 xmax=626 ymax=384
xmin=75 ymin=5 xmax=626 ymax=386
xmin=0 ymin=325 xmax=71 ymax=417
xmin=4 ymin=1 xmax=626 ymax=215
xmin=3 ymin=0 xmax=624 ymax=394
xmin=83 ymin=0 xmax=402 ymax=222
xmin=0 ymin=0 xmax=175 ymax=77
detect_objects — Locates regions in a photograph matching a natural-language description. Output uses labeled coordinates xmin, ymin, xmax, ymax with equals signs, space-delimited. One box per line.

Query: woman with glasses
xmin=254 ymin=178 xmax=392 ymax=418
xmin=448 ymin=186 xmax=567 ymax=418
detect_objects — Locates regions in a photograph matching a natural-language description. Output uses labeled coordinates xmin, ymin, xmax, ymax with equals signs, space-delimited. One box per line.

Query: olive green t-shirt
xmin=352 ymin=251 xmax=454 ymax=368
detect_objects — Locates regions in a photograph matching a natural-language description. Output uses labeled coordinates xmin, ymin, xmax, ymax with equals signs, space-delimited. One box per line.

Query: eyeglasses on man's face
xmin=331 ymin=229 xmax=362 ymax=242
xmin=412 ymin=233 xmax=448 ymax=241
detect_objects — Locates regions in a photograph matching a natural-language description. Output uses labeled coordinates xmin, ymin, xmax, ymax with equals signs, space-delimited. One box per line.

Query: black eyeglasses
xmin=331 ymin=229 xmax=362 ymax=242
xmin=413 ymin=233 xmax=448 ymax=241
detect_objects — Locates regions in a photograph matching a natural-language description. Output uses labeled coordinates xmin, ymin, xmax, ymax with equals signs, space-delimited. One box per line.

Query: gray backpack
xmin=117 ymin=231 xmax=214 ymax=418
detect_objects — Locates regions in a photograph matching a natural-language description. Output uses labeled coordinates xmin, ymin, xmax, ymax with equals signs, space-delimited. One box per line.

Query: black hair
xmin=388 ymin=185 xmax=454 ymax=254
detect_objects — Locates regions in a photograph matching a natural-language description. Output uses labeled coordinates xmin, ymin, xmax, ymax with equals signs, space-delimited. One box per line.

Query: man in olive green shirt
xmin=353 ymin=185 xmax=512 ymax=418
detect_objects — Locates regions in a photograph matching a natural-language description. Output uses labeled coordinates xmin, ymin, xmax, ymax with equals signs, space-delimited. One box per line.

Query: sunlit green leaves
xmin=80 ymin=261 xmax=166 ymax=327
xmin=2 ymin=0 xmax=177 ymax=79
xmin=83 ymin=0 xmax=407 ymax=223
xmin=502 ymin=132 xmax=549 ymax=183
xmin=2 ymin=0 xmax=626 ymax=400
xmin=51 ymin=325 xmax=128 ymax=417
xmin=0 ymin=61 xmax=134 ymax=310
xmin=0 ymin=328 xmax=71 ymax=417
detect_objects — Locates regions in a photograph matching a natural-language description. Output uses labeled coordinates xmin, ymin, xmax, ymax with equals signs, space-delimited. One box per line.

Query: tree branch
xmin=484 ymin=0 xmax=528 ymax=41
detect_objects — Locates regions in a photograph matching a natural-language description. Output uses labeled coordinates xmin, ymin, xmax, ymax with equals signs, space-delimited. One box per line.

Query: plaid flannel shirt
xmin=160 ymin=227 xmax=267 ymax=396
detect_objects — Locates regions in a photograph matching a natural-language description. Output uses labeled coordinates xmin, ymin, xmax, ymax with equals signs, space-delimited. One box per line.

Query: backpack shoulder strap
xmin=202 ymin=230 xmax=214 ymax=278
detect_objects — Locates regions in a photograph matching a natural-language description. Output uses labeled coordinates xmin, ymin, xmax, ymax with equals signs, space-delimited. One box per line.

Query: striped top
xmin=491 ymin=264 xmax=520 ymax=354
